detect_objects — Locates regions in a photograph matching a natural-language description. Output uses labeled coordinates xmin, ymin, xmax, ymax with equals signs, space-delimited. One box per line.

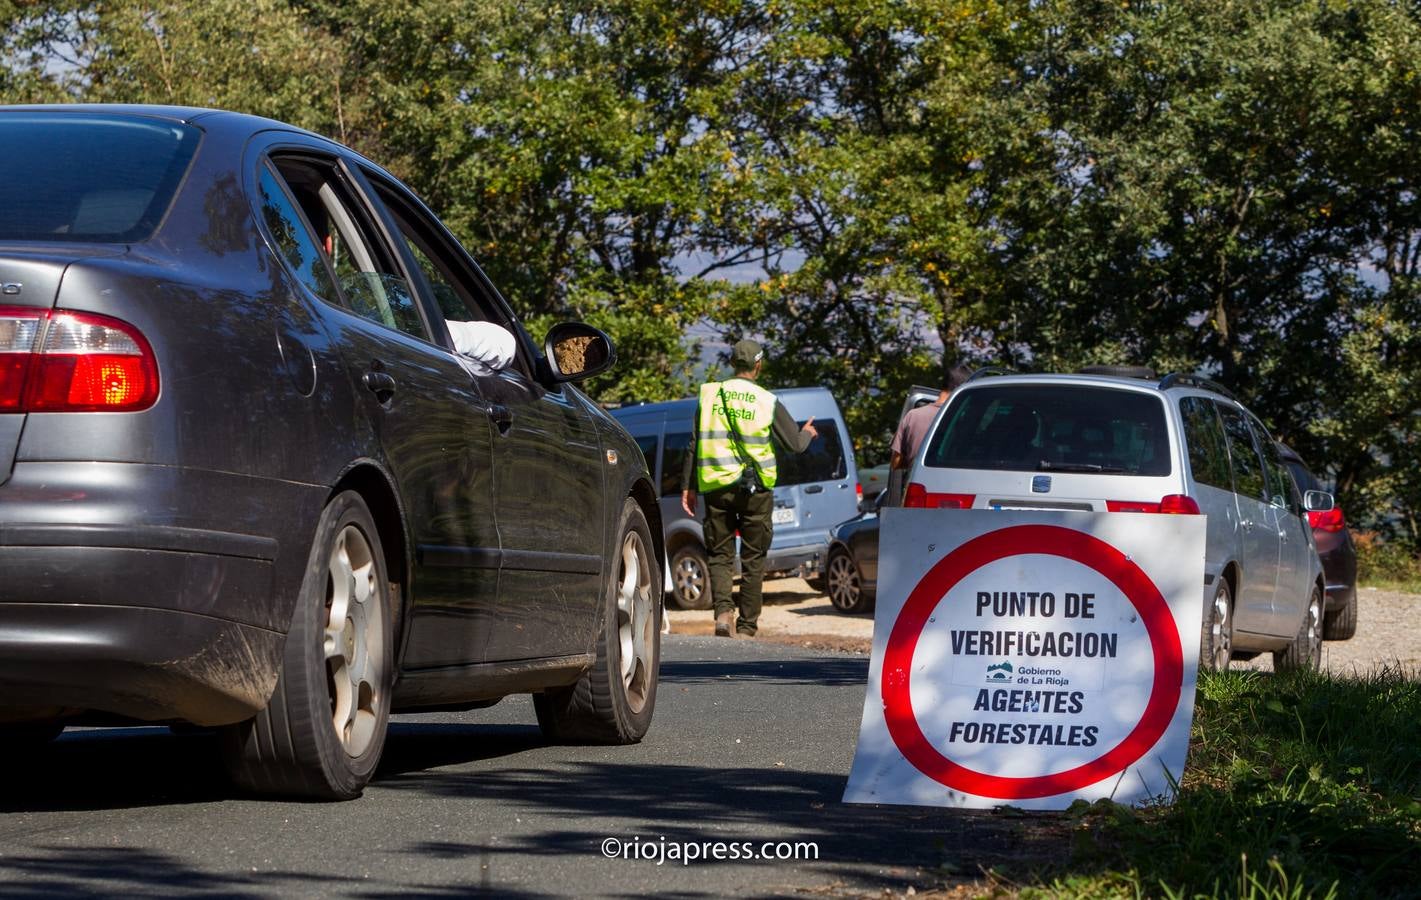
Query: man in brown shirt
xmin=889 ymin=365 xmax=973 ymax=488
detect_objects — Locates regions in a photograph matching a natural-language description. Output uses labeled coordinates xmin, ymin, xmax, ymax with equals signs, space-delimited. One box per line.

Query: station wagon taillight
xmin=903 ymin=483 xmax=974 ymax=509
xmin=1308 ymin=506 xmax=1346 ymax=533
xmin=0 ymin=307 xmax=158 ymax=413
xmin=1106 ymin=494 xmax=1201 ymax=515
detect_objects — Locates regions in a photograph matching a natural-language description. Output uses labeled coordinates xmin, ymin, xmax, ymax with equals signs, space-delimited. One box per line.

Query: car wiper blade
xmin=1037 ymin=460 xmax=1126 ymax=473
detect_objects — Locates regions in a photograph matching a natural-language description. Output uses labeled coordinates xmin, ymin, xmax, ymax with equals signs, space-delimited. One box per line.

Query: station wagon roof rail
xmin=1157 ymin=372 xmax=1236 ymax=400
xmin=965 ymin=366 xmax=1013 ymax=383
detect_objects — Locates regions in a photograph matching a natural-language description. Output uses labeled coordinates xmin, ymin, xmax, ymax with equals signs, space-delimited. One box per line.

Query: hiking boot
xmin=714 ymin=610 xmax=734 ymax=637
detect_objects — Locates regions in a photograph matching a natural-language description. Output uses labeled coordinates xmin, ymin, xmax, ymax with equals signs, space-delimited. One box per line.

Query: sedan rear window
xmin=0 ymin=113 xmax=200 ymax=242
xmin=924 ymin=385 xmax=1171 ymax=476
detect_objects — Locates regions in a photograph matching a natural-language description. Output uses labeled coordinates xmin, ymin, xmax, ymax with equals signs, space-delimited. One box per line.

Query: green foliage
xmin=1031 ymin=668 xmax=1421 ymax=898
xmin=7 ymin=0 xmax=1421 ymax=534
xmin=1353 ymin=531 xmax=1421 ymax=589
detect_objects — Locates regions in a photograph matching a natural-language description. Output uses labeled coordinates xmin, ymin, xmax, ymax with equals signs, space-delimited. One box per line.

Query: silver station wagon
xmin=904 ymin=371 xmax=1331 ymax=672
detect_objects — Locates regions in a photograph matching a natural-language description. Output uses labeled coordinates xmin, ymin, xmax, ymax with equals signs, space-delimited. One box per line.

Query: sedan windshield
xmin=0 ymin=113 xmax=200 ymax=243
xmin=923 ymin=384 xmax=1172 ymax=476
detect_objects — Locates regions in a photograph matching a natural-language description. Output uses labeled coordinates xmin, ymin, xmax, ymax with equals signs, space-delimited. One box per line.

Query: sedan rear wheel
xmin=1275 ymin=585 xmax=1323 ymax=672
xmin=221 ymin=491 xmax=393 ymax=800
xmin=826 ymin=548 xmax=872 ymax=614
xmin=536 ymin=499 xmax=661 ymax=743
xmin=1200 ymin=579 xmax=1233 ymax=672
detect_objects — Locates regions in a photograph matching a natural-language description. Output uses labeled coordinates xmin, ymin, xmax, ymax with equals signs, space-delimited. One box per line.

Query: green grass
xmin=1357 ymin=578 xmax=1421 ymax=596
xmin=1004 ymin=667 xmax=1421 ymax=898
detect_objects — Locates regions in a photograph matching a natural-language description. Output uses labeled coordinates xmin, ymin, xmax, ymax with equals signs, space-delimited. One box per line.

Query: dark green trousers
xmin=703 ymin=485 xmax=774 ymax=635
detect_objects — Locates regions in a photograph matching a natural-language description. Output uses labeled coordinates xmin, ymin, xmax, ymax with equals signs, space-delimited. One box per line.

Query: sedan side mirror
xmin=544 ymin=322 xmax=616 ymax=382
xmin=1304 ymin=490 xmax=1335 ymax=513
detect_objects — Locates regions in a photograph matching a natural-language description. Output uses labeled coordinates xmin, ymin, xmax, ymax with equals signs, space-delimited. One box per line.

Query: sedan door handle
xmin=362 ymin=371 xmax=396 ymax=403
xmin=803 ymin=485 xmax=824 ymax=494
xmin=488 ymin=403 xmax=513 ymax=435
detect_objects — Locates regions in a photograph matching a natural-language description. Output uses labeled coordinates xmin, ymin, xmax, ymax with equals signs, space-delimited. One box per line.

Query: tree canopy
xmin=6 ymin=0 xmax=1420 ymax=544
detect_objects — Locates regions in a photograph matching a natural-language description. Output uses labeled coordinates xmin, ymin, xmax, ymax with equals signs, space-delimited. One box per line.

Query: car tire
xmin=220 ymin=491 xmax=394 ymax=800
xmin=669 ymin=542 xmax=711 ymax=610
xmin=1322 ymin=591 xmax=1357 ymax=641
xmin=1275 ymin=584 xmax=1323 ymax=672
xmin=826 ymin=547 xmax=873 ymax=615
xmin=535 ymin=499 xmax=660 ymax=743
xmin=1199 ymin=578 xmax=1233 ymax=672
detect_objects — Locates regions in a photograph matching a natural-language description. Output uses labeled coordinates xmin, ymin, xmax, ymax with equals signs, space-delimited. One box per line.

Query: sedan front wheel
xmin=536 ymin=499 xmax=661 ymax=743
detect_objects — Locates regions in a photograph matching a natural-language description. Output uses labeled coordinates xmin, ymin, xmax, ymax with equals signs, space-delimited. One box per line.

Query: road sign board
xmin=844 ymin=509 xmax=1206 ymax=810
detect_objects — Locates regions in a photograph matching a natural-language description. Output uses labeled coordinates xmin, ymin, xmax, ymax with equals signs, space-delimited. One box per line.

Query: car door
xmin=1256 ymin=422 xmax=1311 ymax=631
xmin=1177 ymin=395 xmax=1239 ymax=589
xmin=1215 ymin=402 xmax=1281 ymax=636
xmin=364 ymin=174 xmax=606 ymax=662
xmin=256 ymin=151 xmax=502 ymax=669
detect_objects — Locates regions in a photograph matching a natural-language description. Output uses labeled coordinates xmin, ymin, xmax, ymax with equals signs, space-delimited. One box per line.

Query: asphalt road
xmin=0 ymin=636 xmax=1029 ymax=898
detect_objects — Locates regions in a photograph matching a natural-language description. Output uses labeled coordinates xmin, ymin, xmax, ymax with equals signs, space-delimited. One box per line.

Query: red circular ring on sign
xmin=881 ymin=524 xmax=1182 ymax=799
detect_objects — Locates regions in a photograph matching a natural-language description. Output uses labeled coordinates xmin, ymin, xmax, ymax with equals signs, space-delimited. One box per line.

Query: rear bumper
xmin=0 ymin=602 xmax=283 ymax=726
xmin=766 ymin=542 xmax=826 ymax=576
xmin=0 ymin=461 xmax=323 ymax=724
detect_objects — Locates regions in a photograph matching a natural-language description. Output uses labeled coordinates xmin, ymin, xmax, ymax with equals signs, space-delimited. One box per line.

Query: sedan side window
xmin=1179 ymin=396 xmax=1231 ymax=490
xmin=363 ymin=174 xmax=532 ymax=379
xmin=266 ymin=156 xmax=427 ymax=341
xmin=257 ymin=165 xmax=338 ymax=303
xmin=1216 ymin=403 xmax=1267 ymax=502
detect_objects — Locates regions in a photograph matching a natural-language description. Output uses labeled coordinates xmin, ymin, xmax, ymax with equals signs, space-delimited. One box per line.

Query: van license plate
xmin=773 ymin=508 xmax=794 ymax=524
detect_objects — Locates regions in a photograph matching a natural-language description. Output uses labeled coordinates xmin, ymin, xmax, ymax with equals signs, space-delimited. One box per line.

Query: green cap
xmin=730 ymin=339 xmax=764 ymax=370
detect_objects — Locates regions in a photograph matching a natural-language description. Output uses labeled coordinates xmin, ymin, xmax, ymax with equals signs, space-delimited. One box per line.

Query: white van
xmin=905 ymin=371 xmax=1330 ymax=671
xmin=612 ymin=388 xmax=860 ymax=608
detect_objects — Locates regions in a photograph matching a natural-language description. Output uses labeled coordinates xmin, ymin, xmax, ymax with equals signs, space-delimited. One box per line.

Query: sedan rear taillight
xmin=903 ymin=483 xmax=974 ymax=509
xmin=1106 ymin=494 xmax=1201 ymax=515
xmin=0 ymin=307 xmax=158 ymax=413
xmin=1308 ymin=506 xmax=1346 ymax=533
xmin=0 ymin=308 xmax=43 ymax=410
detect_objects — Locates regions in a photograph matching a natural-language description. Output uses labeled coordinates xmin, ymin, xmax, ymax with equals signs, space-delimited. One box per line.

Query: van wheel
xmin=1200 ymin=579 xmax=1232 ymax=671
xmin=670 ymin=543 xmax=711 ymax=610
xmin=1322 ymin=591 xmax=1357 ymax=640
xmin=220 ymin=491 xmax=394 ymax=800
xmin=1275 ymin=585 xmax=1323 ymax=672
xmin=536 ymin=499 xmax=660 ymax=743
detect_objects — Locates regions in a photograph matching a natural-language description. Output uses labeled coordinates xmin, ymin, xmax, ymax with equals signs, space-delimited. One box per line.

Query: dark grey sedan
xmin=824 ymin=491 xmax=885 ymax=615
xmin=0 ymin=105 xmax=664 ymax=799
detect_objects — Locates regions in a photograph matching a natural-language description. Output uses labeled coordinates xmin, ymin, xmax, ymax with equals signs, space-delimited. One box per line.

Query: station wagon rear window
xmin=0 ymin=113 xmax=200 ymax=242
xmin=924 ymin=385 xmax=1171 ymax=477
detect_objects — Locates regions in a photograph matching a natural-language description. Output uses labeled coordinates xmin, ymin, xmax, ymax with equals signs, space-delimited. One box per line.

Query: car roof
xmin=0 ymin=103 xmax=324 ymax=138
xmin=957 ymin=371 xmax=1237 ymax=402
xmin=610 ymin=385 xmax=843 ymax=424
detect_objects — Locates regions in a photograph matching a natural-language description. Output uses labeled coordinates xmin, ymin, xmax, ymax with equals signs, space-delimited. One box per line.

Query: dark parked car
xmin=0 ymin=105 xmax=664 ymax=798
xmin=1279 ymin=443 xmax=1358 ymax=640
xmin=824 ymin=490 xmax=886 ymax=614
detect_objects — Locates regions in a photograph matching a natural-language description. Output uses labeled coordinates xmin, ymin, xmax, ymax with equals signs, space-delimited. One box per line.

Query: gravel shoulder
xmin=670 ymin=580 xmax=1421 ymax=676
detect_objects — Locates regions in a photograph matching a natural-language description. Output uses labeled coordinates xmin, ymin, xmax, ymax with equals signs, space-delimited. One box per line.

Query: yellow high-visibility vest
xmin=696 ymin=378 xmax=778 ymax=491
